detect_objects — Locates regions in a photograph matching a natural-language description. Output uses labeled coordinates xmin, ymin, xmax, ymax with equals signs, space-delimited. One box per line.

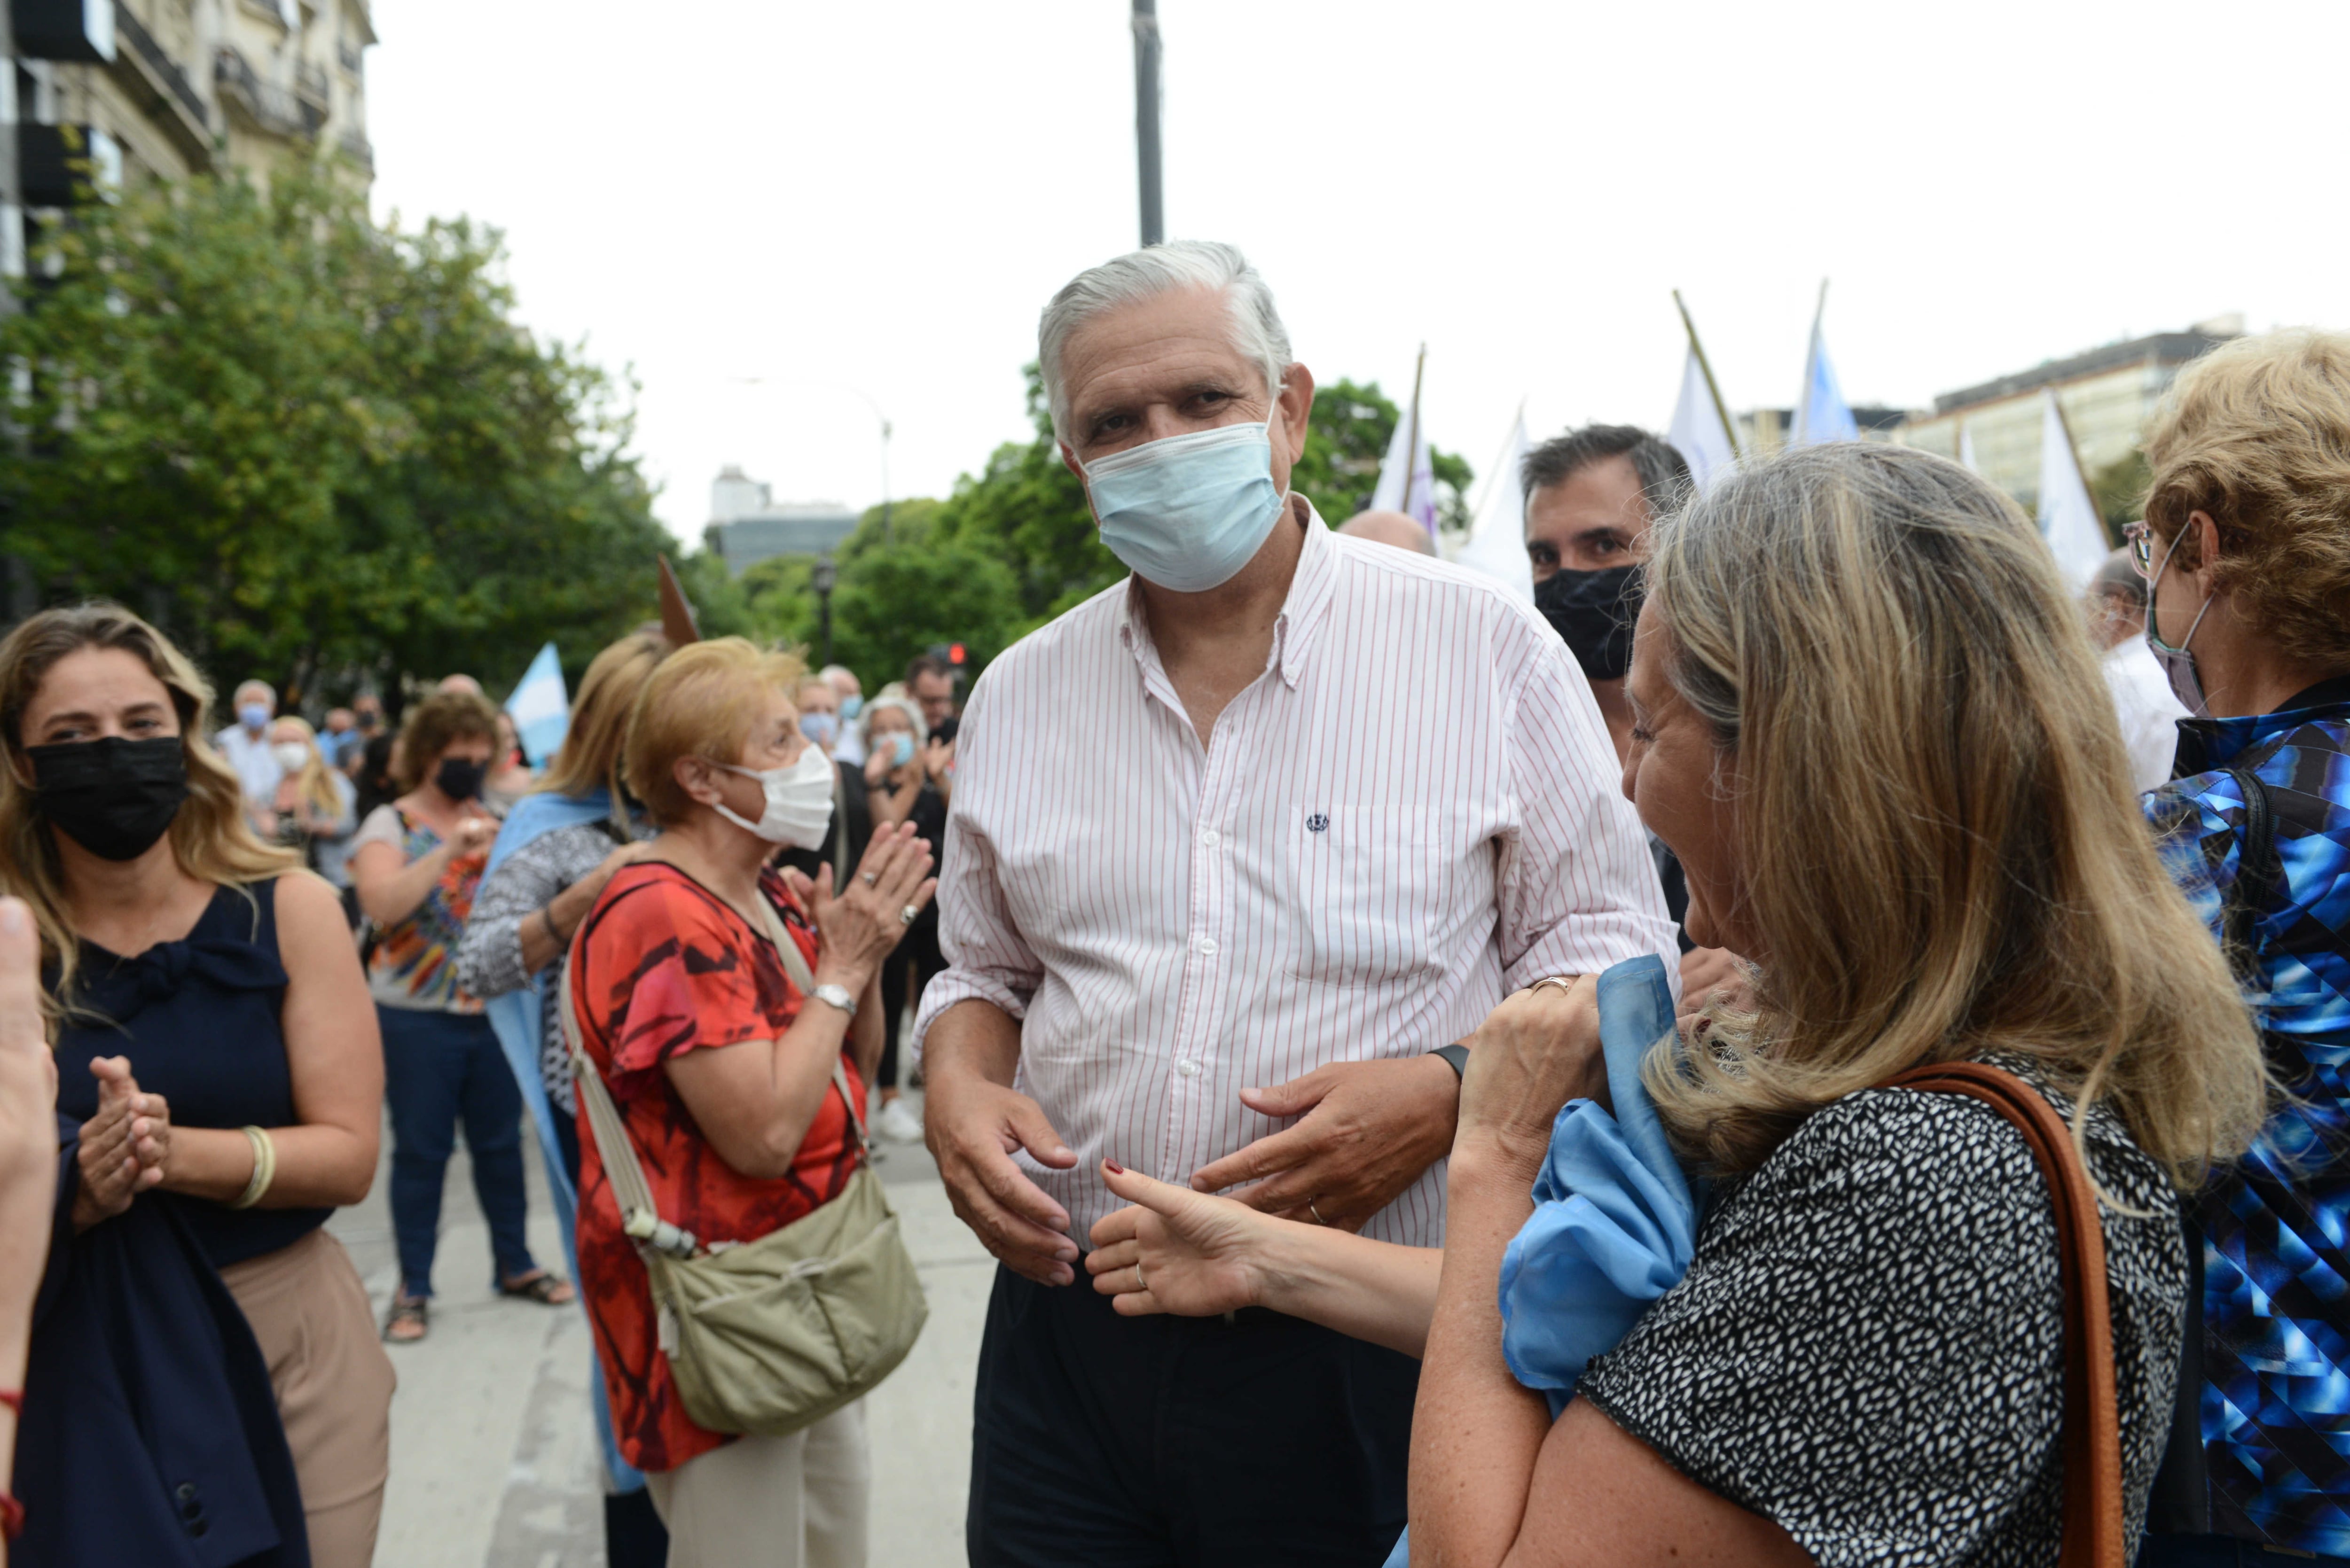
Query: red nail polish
xmin=1104 ymin=1158 xmax=1126 ymax=1175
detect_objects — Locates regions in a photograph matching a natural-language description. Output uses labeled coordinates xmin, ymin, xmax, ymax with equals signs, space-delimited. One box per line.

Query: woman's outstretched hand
xmin=1086 ymin=1159 xmax=1289 ymax=1319
xmin=1455 ymin=975 xmax=1606 ymax=1177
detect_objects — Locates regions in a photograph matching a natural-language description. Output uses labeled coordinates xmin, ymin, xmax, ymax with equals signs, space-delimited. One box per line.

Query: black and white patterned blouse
xmin=452 ymin=820 xmax=634 ymax=1116
xmin=1578 ymin=1058 xmax=2184 ymax=1567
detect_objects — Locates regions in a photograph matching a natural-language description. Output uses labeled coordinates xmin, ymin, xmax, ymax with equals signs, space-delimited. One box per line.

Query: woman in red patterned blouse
xmin=567 ymin=639 xmax=935 ymax=1566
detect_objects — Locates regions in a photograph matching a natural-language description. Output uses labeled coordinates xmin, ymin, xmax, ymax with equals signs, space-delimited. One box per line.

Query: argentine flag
xmin=1792 ymin=318 xmax=1859 ymax=446
xmin=506 ymin=642 xmax=570 ymax=768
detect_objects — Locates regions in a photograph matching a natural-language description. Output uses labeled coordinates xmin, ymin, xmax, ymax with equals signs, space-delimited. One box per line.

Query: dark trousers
xmin=379 ymin=1005 xmax=538 ymax=1299
xmin=968 ymin=1262 xmax=1418 ymax=1567
xmin=878 ymin=916 xmax=946 ymax=1091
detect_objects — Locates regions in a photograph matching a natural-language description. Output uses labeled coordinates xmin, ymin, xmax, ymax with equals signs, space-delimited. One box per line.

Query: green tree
xmin=1292 ymin=376 xmax=1474 ymax=530
xmin=0 ymin=168 xmax=672 ymax=704
xmin=2091 ymin=448 xmax=2152 ymax=536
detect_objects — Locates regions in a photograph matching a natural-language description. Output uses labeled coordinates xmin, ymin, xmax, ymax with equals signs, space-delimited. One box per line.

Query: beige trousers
xmin=217 ymin=1227 xmax=398 ymax=1568
xmin=645 ymin=1399 xmax=870 ymax=1568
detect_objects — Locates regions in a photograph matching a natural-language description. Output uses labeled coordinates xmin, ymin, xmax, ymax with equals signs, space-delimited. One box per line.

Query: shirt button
xmin=1177 ymin=1059 xmax=1200 ymax=1077
xmin=1195 ymin=936 xmax=1218 ymax=957
xmin=1200 ymin=828 xmax=1221 ymax=849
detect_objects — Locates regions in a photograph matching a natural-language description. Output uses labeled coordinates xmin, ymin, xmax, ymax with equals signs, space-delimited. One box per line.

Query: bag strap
xmin=1885 ymin=1061 xmax=2123 ymax=1568
xmin=2221 ymin=767 xmax=2279 ymax=983
xmin=559 ymin=954 xmax=699 ymax=1259
xmin=831 ymin=764 xmax=851 ymax=890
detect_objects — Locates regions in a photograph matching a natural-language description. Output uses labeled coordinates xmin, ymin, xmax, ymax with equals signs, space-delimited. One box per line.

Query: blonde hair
xmin=1641 ymin=444 xmax=2268 ymax=1190
xmin=391 ymin=690 xmax=498 ymax=793
xmin=2143 ymin=328 xmax=2350 ymax=667
xmin=0 ymin=603 xmax=298 ymax=1016
xmin=270 ymin=715 xmax=345 ymax=820
xmin=538 ymin=628 xmax=672 ymax=804
xmin=623 ymin=638 xmax=807 ymax=827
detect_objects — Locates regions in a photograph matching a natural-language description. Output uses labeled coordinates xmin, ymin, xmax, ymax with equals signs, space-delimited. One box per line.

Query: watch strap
xmin=1429 ymin=1042 xmax=1471 ymax=1080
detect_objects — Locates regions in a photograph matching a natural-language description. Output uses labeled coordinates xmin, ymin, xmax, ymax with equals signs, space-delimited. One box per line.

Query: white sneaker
xmin=874 ymin=1097 xmax=925 ymax=1145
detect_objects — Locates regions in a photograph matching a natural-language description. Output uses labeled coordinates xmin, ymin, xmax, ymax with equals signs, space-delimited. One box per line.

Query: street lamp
xmin=810 ymin=555 xmax=837 ymax=669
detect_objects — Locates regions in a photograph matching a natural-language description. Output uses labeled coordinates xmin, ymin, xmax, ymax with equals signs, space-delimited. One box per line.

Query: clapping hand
xmin=780 ymin=821 xmax=937 ymax=986
xmin=71 ymin=1055 xmax=171 ymax=1231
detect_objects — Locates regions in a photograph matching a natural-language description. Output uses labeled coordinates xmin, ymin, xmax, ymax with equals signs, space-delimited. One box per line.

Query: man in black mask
xmin=1522 ymin=423 xmax=1691 ymax=764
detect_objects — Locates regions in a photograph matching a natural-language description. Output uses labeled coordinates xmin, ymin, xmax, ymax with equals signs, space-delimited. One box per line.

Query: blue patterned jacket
xmin=2145 ymin=677 xmax=2350 ymax=1551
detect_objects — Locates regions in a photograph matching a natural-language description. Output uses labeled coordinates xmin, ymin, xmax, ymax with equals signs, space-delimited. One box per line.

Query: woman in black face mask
xmin=348 ymin=690 xmax=572 ymax=1344
xmin=0 ymin=601 xmax=393 ymax=1567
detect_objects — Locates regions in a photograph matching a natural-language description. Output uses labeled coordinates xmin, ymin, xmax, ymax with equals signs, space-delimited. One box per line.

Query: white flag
xmin=1958 ymin=420 xmax=1980 ymax=475
xmin=2037 ymin=389 xmax=2109 ymax=589
xmin=1453 ymin=412 xmax=1534 ymax=602
xmin=1369 ymin=386 xmax=1438 ymax=533
xmin=1667 ymin=346 xmax=1738 ymax=491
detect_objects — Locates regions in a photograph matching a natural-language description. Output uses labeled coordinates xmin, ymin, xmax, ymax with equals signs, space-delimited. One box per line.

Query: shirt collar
xmin=2173 ymin=673 xmax=2350 ymax=775
xmin=1116 ymin=494 xmax=1340 ymax=692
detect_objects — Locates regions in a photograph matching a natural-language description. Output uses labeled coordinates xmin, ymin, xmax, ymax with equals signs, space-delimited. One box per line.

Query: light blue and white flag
xmin=506 ymin=642 xmax=570 ymax=767
xmin=1791 ymin=313 xmax=1859 ymax=446
xmin=1369 ymin=350 xmax=1439 ymax=535
xmin=2037 ymin=389 xmax=2110 ymax=589
xmin=1453 ymin=409 xmax=1534 ymax=602
xmin=1667 ymin=345 xmax=1739 ymax=491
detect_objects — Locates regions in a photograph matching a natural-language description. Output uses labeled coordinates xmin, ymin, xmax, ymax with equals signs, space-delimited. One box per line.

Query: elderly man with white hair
xmin=214 ymin=677 xmax=284 ymax=808
xmin=917 ymin=240 xmax=1672 ymax=1564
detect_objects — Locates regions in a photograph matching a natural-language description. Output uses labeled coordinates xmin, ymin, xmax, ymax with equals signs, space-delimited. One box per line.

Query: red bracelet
xmin=0 ymin=1489 xmax=21 ymax=1540
xmin=0 ymin=1389 xmax=18 ymax=1414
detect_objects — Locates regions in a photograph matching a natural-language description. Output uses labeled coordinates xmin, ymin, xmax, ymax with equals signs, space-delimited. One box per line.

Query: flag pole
xmin=1672 ymin=289 xmax=1740 ymax=459
xmin=1402 ymin=343 xmax=1427 ymax=519
xmin=2047 ymin=390 xmax=2114 ymax=548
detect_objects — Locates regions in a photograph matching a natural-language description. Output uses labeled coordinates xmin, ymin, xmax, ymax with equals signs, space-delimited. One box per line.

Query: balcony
xmin=19 ymin=123 xmax=123 ymax=207
xmin=109 ymin=4 xmax=213 ymax=168
xmin=12 ymin=0 xmax=115 ymax=63
xmin=294 ymin=56 xmax=329 ymax=109
xmin=337 ymin=128 xmax=373 ymax=176
xmin=215 ymin=45 xmax=322 ymax=140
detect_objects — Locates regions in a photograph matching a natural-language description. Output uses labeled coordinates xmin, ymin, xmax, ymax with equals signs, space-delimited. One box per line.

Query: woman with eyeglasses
xmin=2130 ymin=330 xmax=2350 ymax=1565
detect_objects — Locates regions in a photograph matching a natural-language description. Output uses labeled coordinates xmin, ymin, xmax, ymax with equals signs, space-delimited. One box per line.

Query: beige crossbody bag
xmin=561 ymin=895 xmax=928 ymax=1437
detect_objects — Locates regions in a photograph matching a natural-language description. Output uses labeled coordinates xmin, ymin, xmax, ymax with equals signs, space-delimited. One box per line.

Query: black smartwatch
xmin=1428 ymin=1042 xmax=1471 ymax=1080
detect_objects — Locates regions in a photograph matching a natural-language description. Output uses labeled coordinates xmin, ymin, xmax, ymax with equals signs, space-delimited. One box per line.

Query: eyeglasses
xmin=2121 ymin=520 xmax=2157 ymax=578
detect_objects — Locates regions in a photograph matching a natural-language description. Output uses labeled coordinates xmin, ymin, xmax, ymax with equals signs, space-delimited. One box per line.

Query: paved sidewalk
xmin=331 ymin=1092 xmax=990 ymax=1567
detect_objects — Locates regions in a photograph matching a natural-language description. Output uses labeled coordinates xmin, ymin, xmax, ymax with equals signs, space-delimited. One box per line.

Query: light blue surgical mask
xmin=839 ymin=694 xmax=863 ymax=723
xmin=238 ymin=702 xmax=272 ymax=733
xmin=887 ymin=732 xmax=916 ymax=769
xmin=1081 ymin=420 xmax=1287 ymax=593
xmin=799 ymin=712 xmax=839 ymax=749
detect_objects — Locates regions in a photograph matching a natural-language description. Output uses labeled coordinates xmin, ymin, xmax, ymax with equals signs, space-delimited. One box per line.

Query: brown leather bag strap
xmin=1884 ymin=1061 xmax=2125 ymax=1568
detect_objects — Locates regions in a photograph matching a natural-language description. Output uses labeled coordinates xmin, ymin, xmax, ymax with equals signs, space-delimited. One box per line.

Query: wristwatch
xmin=1428 ymin=1042 xmax=1471 ymax=1079
xmin=811 ymin=983 xmax=857 ymax=1018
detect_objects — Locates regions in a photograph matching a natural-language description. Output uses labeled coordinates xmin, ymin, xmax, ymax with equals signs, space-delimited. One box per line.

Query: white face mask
xmin=712 ymin=743 xmax=834 ymax=849
xmin=272 ymin=742 xmax=312 ymax=773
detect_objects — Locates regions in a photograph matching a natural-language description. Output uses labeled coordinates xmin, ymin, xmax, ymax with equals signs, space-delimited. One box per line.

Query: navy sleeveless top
xmin=52 ymin=879 xmax=333 ymax=1267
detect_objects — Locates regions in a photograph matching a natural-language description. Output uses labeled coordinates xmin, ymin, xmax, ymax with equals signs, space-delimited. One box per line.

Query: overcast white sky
xmin=366 ymin=0 xmax=2350 ymax=543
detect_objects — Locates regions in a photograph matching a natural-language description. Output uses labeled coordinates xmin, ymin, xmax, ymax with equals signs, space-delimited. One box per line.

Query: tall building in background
xmin=5 ymin=0 xmax=375 ymax=305
xmin=1896 ymin=317 xmax=2241 ymax=512
xmin=706 ymin=465 xmax=859 ymax=575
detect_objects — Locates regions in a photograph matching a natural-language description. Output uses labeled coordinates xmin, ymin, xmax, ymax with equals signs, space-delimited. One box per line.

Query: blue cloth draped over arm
xmin=480 ymin=787 xmax=648 ymax=1496
xmin=1382 ymin=954 xmax=1697 ymax=1568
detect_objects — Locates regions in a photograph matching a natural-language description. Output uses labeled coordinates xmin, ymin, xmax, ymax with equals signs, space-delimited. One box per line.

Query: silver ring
xmin=1308 ymin=1198 xmax=1327 ymax=1225
xmin=900 ymin=905 xmax=920 ymax=926
xmin=861 ymin=872 xmax=878 ymax=887
xmin=1527 ymin=975 xmax=1577 ymax=998
xmin=1133 ymin=1263 xmax=1147 ymax=1293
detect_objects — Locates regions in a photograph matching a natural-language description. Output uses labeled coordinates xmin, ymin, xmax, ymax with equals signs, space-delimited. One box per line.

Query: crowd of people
xmin=0 ymin=234 xmax=2344 ymax=1568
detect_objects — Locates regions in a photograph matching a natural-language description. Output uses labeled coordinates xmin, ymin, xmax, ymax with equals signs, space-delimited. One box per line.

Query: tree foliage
xmin=0 ymin=169 xmax=674 ymax=705
xmin=2091 ymin=447 xmax=2153 ymax=534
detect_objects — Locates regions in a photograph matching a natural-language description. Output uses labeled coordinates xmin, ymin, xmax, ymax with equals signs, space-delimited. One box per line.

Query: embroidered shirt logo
xmin=1307 ymin=813 xmax=1330 ymax=833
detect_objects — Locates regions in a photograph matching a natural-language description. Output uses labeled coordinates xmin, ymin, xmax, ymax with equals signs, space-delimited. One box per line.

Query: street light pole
xmin=1133 ymin=0 xmax=1163 ymax=247
xmin=811 ymin=556 xmax=837 ymax=668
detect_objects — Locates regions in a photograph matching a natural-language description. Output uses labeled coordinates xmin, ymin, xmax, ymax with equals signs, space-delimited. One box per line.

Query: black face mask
xmin=28 ymin=736 xmax=191 ymax=862
xmin=1535 ymin=565 xmax=1645 ymax=682
xmin=434 ymin=757 xmax=487 ymax=801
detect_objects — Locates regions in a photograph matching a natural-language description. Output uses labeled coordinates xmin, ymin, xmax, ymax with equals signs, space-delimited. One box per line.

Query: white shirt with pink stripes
xmin=913 ymin=504 xmax=1677 ymax=1247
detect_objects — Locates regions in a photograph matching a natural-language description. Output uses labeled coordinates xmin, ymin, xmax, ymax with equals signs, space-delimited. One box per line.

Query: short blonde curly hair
xmin=623 ymin=638 xmax=807 ymax=827
xmin=2142 ymin=328 xmax=2350 ymax=665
